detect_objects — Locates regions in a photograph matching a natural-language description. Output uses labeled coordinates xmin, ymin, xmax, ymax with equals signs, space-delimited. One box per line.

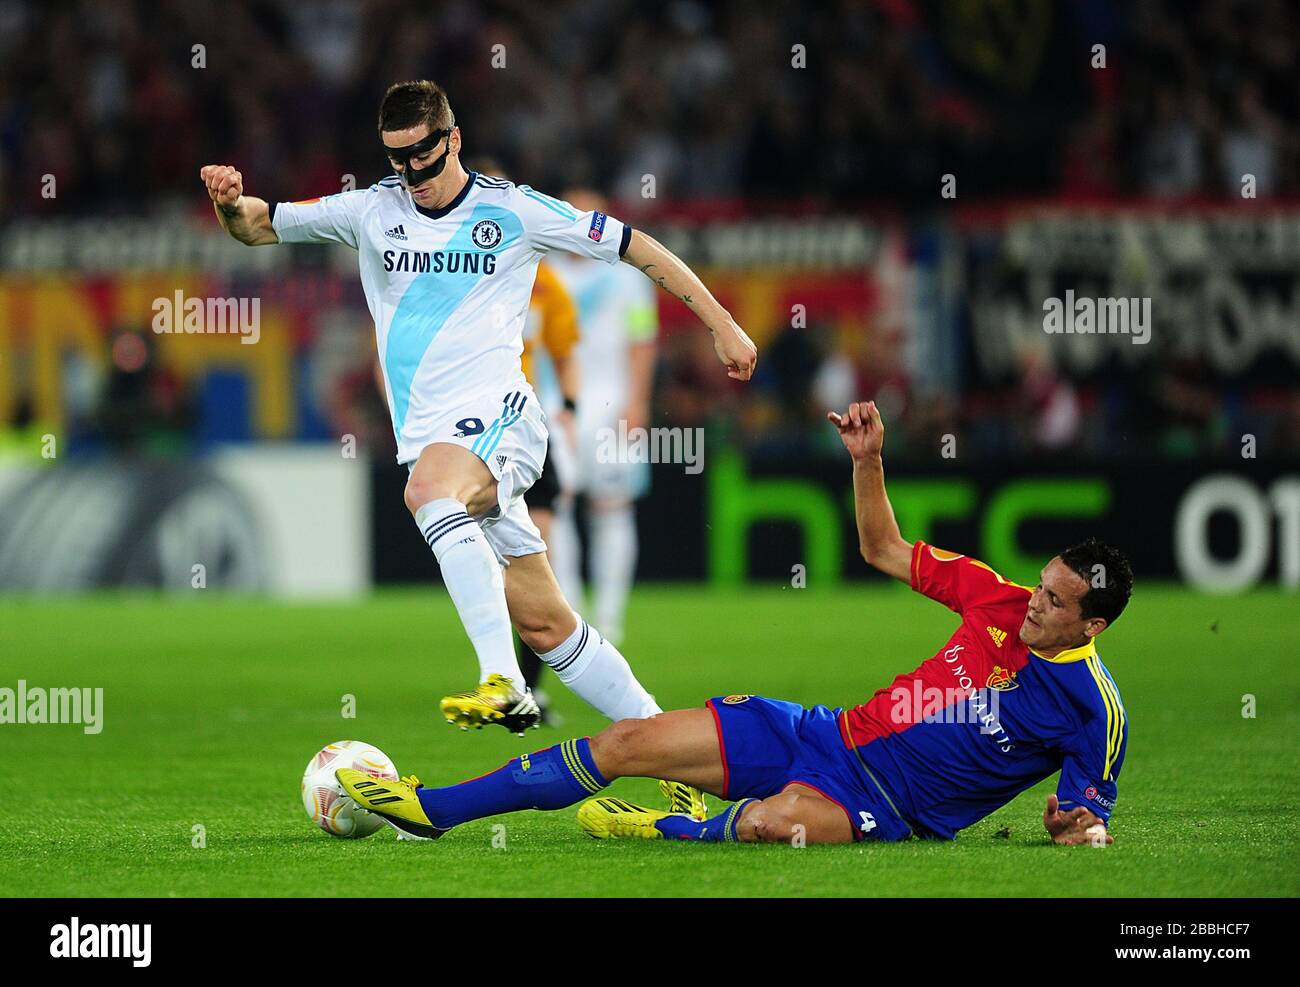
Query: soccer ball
xmin=301 ymin=740 xmax=399 ymax=838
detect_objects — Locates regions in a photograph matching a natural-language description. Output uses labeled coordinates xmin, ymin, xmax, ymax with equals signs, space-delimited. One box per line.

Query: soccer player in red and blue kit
xmin=338 ymin=400 xmax=1129 ymax=847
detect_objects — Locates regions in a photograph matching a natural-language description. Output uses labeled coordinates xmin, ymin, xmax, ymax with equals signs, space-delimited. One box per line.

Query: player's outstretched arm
xmin=199 ymin=164 xmax=278 ymax=245
xmin=828 ymin=400 xmax=913 ymax=583
xmin=1042 ymin=794 xmax=1113 ymax=846
xmin=621 ymin=229 xmax=757 ymax=381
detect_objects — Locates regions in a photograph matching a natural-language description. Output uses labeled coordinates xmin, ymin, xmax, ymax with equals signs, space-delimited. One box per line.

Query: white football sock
xmin=590 ymin=504 xmax=637 ymax=646
xmin=548 ymin=499 xmax=584 ymax=612
xmin=415 ymin=498 xmax=523 ymax=685
xmin=537 ymin=617 xmax=661 ymax=721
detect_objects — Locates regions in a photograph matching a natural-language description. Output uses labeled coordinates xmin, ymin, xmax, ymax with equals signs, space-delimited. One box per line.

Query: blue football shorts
xmin=706 ymin=695 xmax=913 ymax=842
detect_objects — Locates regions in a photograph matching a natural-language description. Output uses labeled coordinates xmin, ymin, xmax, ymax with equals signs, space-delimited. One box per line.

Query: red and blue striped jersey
xmin=839 ymin=542 xmax=1128 ymax=840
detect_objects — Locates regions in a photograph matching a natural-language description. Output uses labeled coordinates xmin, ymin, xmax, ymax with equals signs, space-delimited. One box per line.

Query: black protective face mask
xmin=383 ymin=124 xmax=454 ymax=190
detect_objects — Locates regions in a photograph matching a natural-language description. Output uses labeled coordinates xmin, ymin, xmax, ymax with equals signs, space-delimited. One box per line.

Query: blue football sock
xmin=415 ymin=738 xmax=607 ymax=829
xmin=655 ymin=798 xmax=756 ymax=842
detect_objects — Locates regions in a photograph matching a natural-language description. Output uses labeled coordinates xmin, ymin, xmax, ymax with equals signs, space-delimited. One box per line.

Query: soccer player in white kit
xmin=199 ymin=80 xmax=755 ymax=818
xmin=546 ymin=189 xmax=659 ymax=648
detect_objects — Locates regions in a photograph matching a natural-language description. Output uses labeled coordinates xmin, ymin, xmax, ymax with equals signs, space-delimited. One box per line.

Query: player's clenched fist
xmin=828 ymin=400 xmax=885 ymax=461
xmin=200 ymin=164 xmax=243 ymax=211
xmin=715 ymin=323 xmax=758 ymax=381
xmin=199 ymin=166 xmax=275 ymax=244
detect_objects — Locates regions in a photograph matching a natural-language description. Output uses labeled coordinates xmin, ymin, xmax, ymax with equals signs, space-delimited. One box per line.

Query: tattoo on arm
xmin=638 ymin=263 xmax=693 ymax=306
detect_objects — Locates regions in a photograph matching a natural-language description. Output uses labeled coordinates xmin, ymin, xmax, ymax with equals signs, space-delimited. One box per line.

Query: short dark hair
xmin=378 ymin=80 xmax=454 ymax=137
xmin=1059 ymin=538 xmax=1133 ymax=627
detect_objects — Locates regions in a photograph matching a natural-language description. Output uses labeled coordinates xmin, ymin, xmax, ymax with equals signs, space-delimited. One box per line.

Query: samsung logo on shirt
xmin=382 ymin=250 xmax=498 ymax=274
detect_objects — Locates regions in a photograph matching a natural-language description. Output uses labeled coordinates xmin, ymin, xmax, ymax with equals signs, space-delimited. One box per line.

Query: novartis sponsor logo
xmin=888 ymin=644 xmax=1016 ymax=753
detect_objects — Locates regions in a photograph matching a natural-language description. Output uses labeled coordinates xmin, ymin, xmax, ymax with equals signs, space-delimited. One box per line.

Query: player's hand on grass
xmin=200 ymin=164 xmax=243 ymax=215
xmin=714 ymin=322 xmax=758 ymax=381
xmin=827 ymin=400 xmax=885 ymax=461
xmin=1042 ymin=794 xmax=1113 ymax=846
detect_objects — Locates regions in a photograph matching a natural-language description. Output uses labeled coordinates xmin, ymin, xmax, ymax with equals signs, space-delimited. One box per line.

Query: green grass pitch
xmin=1 ymin=585 xmax=1296 ymax=897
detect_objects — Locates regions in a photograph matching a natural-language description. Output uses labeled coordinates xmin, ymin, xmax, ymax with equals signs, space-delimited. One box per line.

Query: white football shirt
xmin=271 ymin=172 xmax=631 ymax=462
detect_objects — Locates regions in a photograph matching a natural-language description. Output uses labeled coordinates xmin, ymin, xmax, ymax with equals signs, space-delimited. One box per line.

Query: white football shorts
xmin=403 ymin=386 xmax=549 ymax=563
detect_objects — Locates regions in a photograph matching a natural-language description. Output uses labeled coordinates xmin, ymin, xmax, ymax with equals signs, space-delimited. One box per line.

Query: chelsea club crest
xmin=471 ymin=220 xmax=503 ymax=249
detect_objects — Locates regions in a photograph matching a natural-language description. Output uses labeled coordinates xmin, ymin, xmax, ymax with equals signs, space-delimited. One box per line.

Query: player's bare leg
xmin=404 ymin=441 xmax=500 ymax=517
xmin=588 ymin=709 xmax=725 ymax=794
xmin=733 ymin=785 xmax=854 ymax=844
xmin=580 ymin=713 xmax=851 ymax=842
xmin=503 ymin=552 xmax=662 ymax=723
xmin=503 ymin=550 xmax=577 ymax=654
xmin=404 ymin=442 xmax=539 ymax=732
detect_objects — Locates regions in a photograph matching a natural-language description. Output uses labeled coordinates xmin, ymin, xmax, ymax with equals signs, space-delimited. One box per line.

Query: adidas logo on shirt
xmin=384 ymin=224 xmax=408 ymax=240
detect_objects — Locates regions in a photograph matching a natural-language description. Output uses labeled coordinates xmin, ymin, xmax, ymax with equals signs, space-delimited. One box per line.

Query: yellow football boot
xmin=439 ymin=674 xmax=541 ymax=735
xmin=659 ymin=780 xmax=708 ymax=821
xmin=335 ymin=769 xmax=448 ymax=841
xmin=577 ymin=797 xmax=670 ymax=840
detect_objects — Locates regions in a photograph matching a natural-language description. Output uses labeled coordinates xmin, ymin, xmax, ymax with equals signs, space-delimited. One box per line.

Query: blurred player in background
xmin=546 ymin=188 xmax=659 ymax=650
xmin=200 ymin=80 xmax=756 ymax=819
